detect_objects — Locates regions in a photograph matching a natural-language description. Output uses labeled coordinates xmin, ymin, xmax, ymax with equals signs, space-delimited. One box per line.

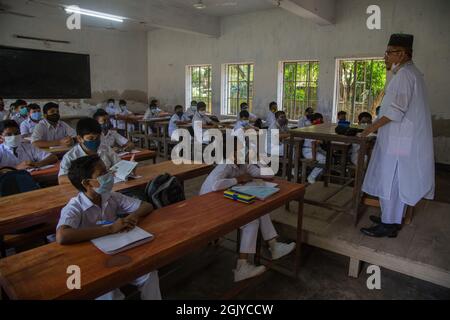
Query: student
xmin=169 ymin=105 xmax=190 ymax=139
xmin=337 ymin=111 xmax=350 ymax=127
xmin=143 ymin=101 xmax=162 ymax=120
xmin=199 ymin=162 xmax=295 ymax=282
xmin=265 ymin=101 xmax=278 ymax=128
xmin=56 ymin=155 xmax=161 ymax=300
xmin=298 ymin=107 xmax=314 ymax=128
xmin=31 ymin=102 xmax=76 ymax=149
xmin=0 ymin=120 xmax=57 ymax=169
xmin=351 ymin=112 xmax=373 ymax=165
xmin=267 ymin=110 xmax=289 ymax=156
xmin=184 ymin=100 xmax=198 ymax=120
xmin=58 ymin=117 xmax=120 ymax=185
xmin=233 ymin=110 xmax=255 ymax=133
xmin=10 ymin=100 xmax=28 ymax=125
xmin=0 ymin=98 xmax=6 ymax=121
xmin=302 ymin=113 xmax=326 ymax=184
xmin=93 ymin=109 xmax=134 ymax=152
xmin=192 ymin=101 xmax=218 ymax=143
xmin=106 ymin=99 xmax=134 ymax=132
xmin=20 ymin=103 xmax=42 ymax=136
xmin=240 ymin=102 xmax=257 ymax=122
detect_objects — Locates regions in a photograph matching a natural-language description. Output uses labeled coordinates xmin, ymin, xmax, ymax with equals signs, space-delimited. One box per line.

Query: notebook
xmin=242 ymin=180 xmax=279 ymax=188
xmin=91 ymin=226 xmax=154 ymax=255
xmin=110 ymin=160 xmax=138 ymax=181
xmin=231 ymin=185 xmax=280 ymax=201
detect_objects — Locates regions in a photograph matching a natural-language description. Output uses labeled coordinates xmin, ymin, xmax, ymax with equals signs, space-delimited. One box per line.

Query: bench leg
xmin=348 ymin=257 xmax=361 ymax=278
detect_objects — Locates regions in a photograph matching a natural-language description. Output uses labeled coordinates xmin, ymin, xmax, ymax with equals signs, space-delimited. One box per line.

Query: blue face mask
xmin=83 ymin=139 xmax=101 ymax=152
xmin=20 ymin=107 xmax=28 ymax=116
xmin=30 ymin=112 xmax=42 ymax=121
xmin=241 ymin=120 xmax=249 ymax=126
xmin=94 ymin=172 xmax=115 ymax=195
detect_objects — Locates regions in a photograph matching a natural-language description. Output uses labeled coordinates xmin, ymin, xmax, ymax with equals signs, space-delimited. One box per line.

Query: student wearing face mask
xmin=192 ymin=101 xmax=219 ymax=144
xmin=20 ymin=103 xmax=42 ymax=136
xmin=267 ymin=110 xmax=290 ymax=157
xmin=105 ymin=99 xmax=134 ymax=132
xmin=240 ymin=102 xmax=257 ymax=122
xmin=93 ymin=109 xmax=134 ymax=152
xmin=56 ymin=155 xmax=161 ymax=300
xmin=58 ymin=117 xmax=120 ymax=185
xmin=143 ymin=101 xmax=162 ymax=120
xmin=265 ymin=101 xmax=278 ymax=128
xmin=169 ymin=105 xmax=190 ymax=140
xmin=0 ymin=120 xmax=57 ymax=170
xmin=298 ymin=107 xmax=314 ymax=128
xmin=184 ymin=101 xmax=198 ymax=120
xmin=302 ymin=113 xmax=326 ymax=184
xmin=9 ymin=100 xmax=28 ymax=125
xmin=233 ymin=110 xmax=256 ymax=133
xmin=31 ymin=102 xmax=76 ymax=149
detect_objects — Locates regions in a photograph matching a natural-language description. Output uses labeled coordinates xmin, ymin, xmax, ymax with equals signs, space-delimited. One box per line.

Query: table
xmin=0 ymin=162 xmax=213 ymax=236
xmin=287 ymin=123 xmax=375 ymax=225
xmin=0 ymin=179 xmax=305 ymax=300
xmin=40 ymin=146 xmax=71 ymax=158
xmin=119 ymin=148 xmax=157 ymax=163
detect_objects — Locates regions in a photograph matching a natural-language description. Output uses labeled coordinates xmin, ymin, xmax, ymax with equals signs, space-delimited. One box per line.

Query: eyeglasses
xmin=385 ymin=50 xmax=402 ymax=56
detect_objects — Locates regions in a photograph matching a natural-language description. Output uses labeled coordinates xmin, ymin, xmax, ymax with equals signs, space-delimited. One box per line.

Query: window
xmin=222 ymin=63 xmax=254 ymax=116
xmin=279 ymin=61 xmax=319 ymax=120
xmin=186 ymin=65 xmax=212 ymax=113
xmin=335 ymin=58 xmax=386 ymax=123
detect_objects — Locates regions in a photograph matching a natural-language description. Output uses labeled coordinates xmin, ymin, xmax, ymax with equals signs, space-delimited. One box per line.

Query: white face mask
xmin=4 ymin=135 xmax=22 ymax=148
xmin=108 ymin=102 xmax=114 ymax=108
xmin=199 ymin=111 xmax=206 ymax=116
xmin=191 ymin=106 xmax=197 ymax=112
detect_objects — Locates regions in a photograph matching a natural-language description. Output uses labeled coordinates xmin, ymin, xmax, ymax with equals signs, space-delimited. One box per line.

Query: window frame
xmin=221 ymin=62 xmax=255 ymax=116
xmin=185 ymin=64 xmax=212 ymax=113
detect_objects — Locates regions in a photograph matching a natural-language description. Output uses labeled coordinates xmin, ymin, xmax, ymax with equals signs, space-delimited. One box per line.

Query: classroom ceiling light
xmin=64 ymin=6 xmax=125 ymax=22
xmin=193 ymin=1 xmax=207 ymax=10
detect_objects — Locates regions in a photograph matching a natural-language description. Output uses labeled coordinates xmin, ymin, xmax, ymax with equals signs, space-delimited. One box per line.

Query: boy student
xmin=233 ymin=110 xmax=256 ymax=133
xmin=199 ymin=160 xmax=296 ymax=282
xmin=184 ymin=100 xmax=197 ymax=120
xmin=20 ymin=103 xmax=42 ymax=135
xmin=302 ymin=113 xmax=326 ymax=184
xmin=106 ymin=99 xmax=134 ymax=132
xmin=93 ymin=109 xmax=134 ymax=151
xmin=31 ymin=102 xmax=76 ymax=149
xmin=240 ymin=102 xmax=257 ymax=122
xmin=9 ymin=100 xmax=28 ymax=125
xmin=0 ymin=120 xmax=57 ymax=169
xmin=337 ymin=111 xmax=350 ymax=126
xmin=267 ymin=110 xmax=290 ymax=156
xmin=169 ymin=105 xmax=190 ymax=139
xmin=265 ymin=101 xmax=278 ymax=128
xmin=143 ymin=100 xmax=162 ymax=120
xmin=192 ymin=101 xmax=219 ymax=143
xmin=58 ymin=117 xmax=120 ymax=185
xmin=351 ymin=112 xmax=373 ymax=165
xmin=298 ymin=107 xmax=314 ymax=128
xmin=56 ymin=155 xmax=161 ymax=300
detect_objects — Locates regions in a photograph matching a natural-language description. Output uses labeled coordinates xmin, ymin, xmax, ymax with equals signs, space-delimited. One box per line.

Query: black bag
xmin=0 ymin=167 xmax=40 ymax=197
xmin=144 ymin=173 xmax=185 ymax=208
xmin=335 ymin=126 xmax=363 ymax=136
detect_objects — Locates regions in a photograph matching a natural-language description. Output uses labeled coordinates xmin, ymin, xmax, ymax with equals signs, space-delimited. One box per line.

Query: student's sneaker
xmin=269 ymin=242 xmax=296 ymax=260
xmin=307 ymin=176 xmax=316 ymax=184
xmin=234 ymin=260 xmax=266 ymax=282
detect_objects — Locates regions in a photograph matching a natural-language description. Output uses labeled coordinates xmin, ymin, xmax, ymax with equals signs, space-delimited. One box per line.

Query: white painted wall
xmin=0 ymin=13 xmax=149 ymax=115
xmin=147 ymin=0 xmax=450 ymax=164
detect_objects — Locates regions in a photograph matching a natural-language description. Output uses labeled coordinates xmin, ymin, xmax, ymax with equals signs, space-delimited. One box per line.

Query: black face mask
xmin=176 ymin=111 xmax=184 ymax=117
xmin=100 ymin=122 xmax=111 ymax=133
xmin=46 ymin=113 xmax=60 ymax=124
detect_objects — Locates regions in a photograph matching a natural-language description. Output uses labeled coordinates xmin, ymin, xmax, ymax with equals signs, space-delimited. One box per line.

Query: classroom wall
xmin=0 ymin=14 xmax=149 ymax=116
xmin=147 ymin=0 xmax=450 ymax=164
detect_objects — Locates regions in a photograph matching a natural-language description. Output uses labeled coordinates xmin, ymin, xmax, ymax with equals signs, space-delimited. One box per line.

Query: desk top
xmin=0 ymin=178 xmax=304 ymax=300
xmin=289 ymin=123 xmax=375 ymax=144
xmin=0 ymin=162 xmax=213 ymax=235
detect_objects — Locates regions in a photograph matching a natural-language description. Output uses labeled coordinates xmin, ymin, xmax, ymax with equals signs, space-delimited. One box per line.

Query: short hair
xmin=240 ymin=110 xmax=250 ymax=119
xmin=197 ymin=101 xmax=207 ymax=110
xmin=240 ymin=102 xmax=248 ymax=109
xmin=358 ymin=112 xmax=373 ymax=122
xmin=275 ymin=111 xmax=286 ymax=119
xmin=107 ymin=98 xmax=115 ymax=103
xmin=0 ymin=120 xmax=20 ymax=134
xmin=28 ymin=103 xmax=40 ymax=111
xmin=119 ymin=99 xmax=126 ymax=106
xmin=305 ymin=107 xmax=313 ymax=114
xmin=190 ymin=100 xmax=197 ymax=106
xmin=76 ymin=117 xmax=102 ymax=137
xmin=337 ymin=111 xmax=347 ymax=117
xmin=43 ymin=102 xmax=59 ymax=114
xmin=68 ymin=155 xmax=102 ymax=192
xmin=269 ymin=101 xmax=278 ymax=109
xmin=312 ymin=113 xmax=323 ymax=121
xmin=150 ymin=99 xmax=158 ymax=105
xmin=15 ymin=99 xmax=27 ymax=107
xmin=93 ymin=109 xmax=108 ymax=119
xmin=174 ymin=105 xmax=183 ymax=111
xmin=375 ymin=106 xmax=381 ymax=114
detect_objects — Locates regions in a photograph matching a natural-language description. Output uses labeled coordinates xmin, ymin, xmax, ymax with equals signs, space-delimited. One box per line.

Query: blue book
xmin=231 ymin=186 xmax=280 ymax=201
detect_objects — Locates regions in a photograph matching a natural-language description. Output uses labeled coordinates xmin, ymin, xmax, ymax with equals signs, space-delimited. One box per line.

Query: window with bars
xmin=187 ymin=65 xmax=212 ymax=113
xmin=335 ymin=58 xmax=386 ymax=123
xmin=281 ymin=61 xmax=319 ymax=120
xmin=222 ymin=63 xmax=254 ymax=116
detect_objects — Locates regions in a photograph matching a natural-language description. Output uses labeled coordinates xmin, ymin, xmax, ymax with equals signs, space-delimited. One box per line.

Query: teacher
xmin=360 ymin=34 xmax=435 ymax=238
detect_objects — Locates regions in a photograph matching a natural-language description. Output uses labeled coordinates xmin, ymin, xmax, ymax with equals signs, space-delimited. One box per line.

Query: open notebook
xmin=111 ymin=160 xmax=138 ymax=182
xmin=231 ymin=180 xmax=280 ymax=201
xmin=91 ymin=227 xmax=154 ymax=255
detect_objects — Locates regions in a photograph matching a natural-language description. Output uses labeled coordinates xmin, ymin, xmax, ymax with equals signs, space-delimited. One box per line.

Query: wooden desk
xmin=287 ymin=123 xmax=375 ymax=225
xmin=0 ymin=162 xmax=213 ymax=236
xmin=40 ymin=146 xmax=71 ymax=158
xmin=0 ymin=179 xmax=305 ymax=300
xmin=120 ymin=148 xmax=157 ymax=163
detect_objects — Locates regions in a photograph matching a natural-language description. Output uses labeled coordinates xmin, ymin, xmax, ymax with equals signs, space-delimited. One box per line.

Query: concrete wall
xmin=147 ymin=0 xmax=450 ymax=164
xmin=0 ymin=14 xmax=149 ymax=115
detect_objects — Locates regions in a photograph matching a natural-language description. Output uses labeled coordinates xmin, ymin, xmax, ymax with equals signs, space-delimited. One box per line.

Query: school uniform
xmin=20 ymin=118 xmax=39 ymax=135
xmin=100 ymin=130 xmax=129 ymax=149
xmin=59 ymin=144 xmax=120 ymax=177
xmin=192 ymin=112 xmax=214 ymax=144
xmin=265 ymin=112 xmax=276 ymax=128
xmin=10 ymin=113 xmax=27 ymax=125
xmin=168 ymin=113 xmax=190 ymax=139
xmin=0 ymin=110 xmax=6 ymax=121
xmin=143 ymin=108 xmax=162 ymax=120
xmin=0 ymin=142 xmax=51 ymax=168
xmin=266 ymin=121 xmax=289 ymax=156
xmin=184 ymin=108 xmax=196 ymax=120
xmin=31 ymin=119 xmax=76 ymax=144
xmin=57 ymin=191 xmax=161 ymax=300
xmin=297 ymin=116 xmax=311 ymax=128
xmin=106 ymin=105 xmax=133 ymax=131
xmin=302 ymin=137 xmax=326 ymax=182
xmin=200 ymin=164 xmax=277 ymax=254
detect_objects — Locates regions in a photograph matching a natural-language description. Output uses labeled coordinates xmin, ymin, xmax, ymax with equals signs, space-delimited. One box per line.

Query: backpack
xmin=144 ymin=173 xmax=185 ymax=208
xmin=0 ymin=167 xmax=40 ymax=197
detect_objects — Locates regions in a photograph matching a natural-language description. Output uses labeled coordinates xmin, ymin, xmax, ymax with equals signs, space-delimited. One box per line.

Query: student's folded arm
xmin=35 ymin=154 xmax=58 ymax=167
xmin=129 ymin=201 xmax=154 ymax=221
xmin=212 ymin=178 xmax=239 ymax=192
xmin=32 ymin=140 xmax=60 ymax=148
xmin=56 ymin=225 xmax=113 ymax=245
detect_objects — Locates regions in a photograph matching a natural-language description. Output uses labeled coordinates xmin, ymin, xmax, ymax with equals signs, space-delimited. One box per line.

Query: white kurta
xmin=362 ymin=61 xmax=435 ymax=206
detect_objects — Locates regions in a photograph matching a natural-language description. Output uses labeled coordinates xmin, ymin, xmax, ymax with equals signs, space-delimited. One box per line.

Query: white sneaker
xmin=234 ymin=260 xmax=266 ymax=282
xmin=307 ymin=176 xmax=316 ymax=184
xmin=270 ymin=242 xmax=296 ymax=260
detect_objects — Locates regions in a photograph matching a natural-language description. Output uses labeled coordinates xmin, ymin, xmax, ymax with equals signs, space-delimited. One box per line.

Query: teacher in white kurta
xmin=360 ymin=34 xmax=435 ymax=238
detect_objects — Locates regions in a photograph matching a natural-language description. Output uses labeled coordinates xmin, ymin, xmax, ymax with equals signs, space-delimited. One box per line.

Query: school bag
xmin=144 ymin=173 xmax=185 ymax=208
xmin=0 ymin=167 xmax=40 ymax=197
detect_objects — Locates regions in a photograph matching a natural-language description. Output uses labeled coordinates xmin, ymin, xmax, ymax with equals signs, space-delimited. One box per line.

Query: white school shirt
xmin=20 ymin=118 xmax=39 ymax=135
xmin=297 ymin=116 xmax=311 ymax=129
xmin=199 ymin=164 xmax=271 ymax=195
xmin=0 ymin=110 xmax=6 ymax=121
xmin=31 ymin=119 xmax=76 ymax=143
xmin=0 ymin=142 xmax=51 ymax=167
xmin=192 ymin=112 xmax=214 ymax=143
xmin=362 ymin=61 xmax=435 ymax=206
xmin=169 ymin=113 xmax=189 ymax=138
xmin=266 ymin=121 xmax=289 ymax=156
xmin=57 ymin=191 xmax=141 ymax=230
xmin=184 ymin=108 xmax=196 ymax=119
xmin=265 ymin=112 xmax=276 ymax=128
xmin=59 ymin=144 xmax=121 ymax=176
xmin=100 ymin=130 xmax=129 ymax=149
xmin=10 ymin=113 xmax=27 ymax=125
xmin=106 ymin=105 xmax=133 ymax=130
xmin=143 ymin=108 xmax=162 ymax=120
